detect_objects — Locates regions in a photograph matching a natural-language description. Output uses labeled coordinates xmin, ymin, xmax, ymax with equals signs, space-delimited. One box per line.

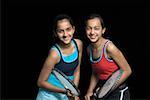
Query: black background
xmin=1 ymin=0 xmax=149 ymax=99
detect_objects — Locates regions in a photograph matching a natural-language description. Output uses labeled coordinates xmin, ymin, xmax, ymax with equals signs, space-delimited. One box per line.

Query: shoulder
xmin=74 ymin=38 xmax=83 ymax=46
xmin=74 ymin=38 xmax=83 ymax=50
xmin=48 ymin=47 xmax=60 ymax=62
xmin=106 ymin=41 xmax=121 ymax=55
xmin=86 ymin=45 xmax=91 ymax=55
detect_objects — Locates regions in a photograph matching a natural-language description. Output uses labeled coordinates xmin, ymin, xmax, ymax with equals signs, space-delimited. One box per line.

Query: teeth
xmin=65 ymin=38 xmax=68 ymax=40
xmin=90 ymin=36 xmax=96 ymax=38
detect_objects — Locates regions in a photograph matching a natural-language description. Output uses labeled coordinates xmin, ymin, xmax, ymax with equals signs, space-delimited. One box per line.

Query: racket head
xmin=52 ymin=68 xmax=80 ymax=96
xmin=97 ymin=69 xmax=123 ymax=98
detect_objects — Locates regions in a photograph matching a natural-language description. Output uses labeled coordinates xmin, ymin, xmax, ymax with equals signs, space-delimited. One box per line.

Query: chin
xmin=63 ymin=40 xmax=71 ymax=44
xmin=89 ymin=38 xmax=98 ymax=43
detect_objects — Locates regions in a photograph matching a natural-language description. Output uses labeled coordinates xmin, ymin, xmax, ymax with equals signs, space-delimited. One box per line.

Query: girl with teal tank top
xmin=36 ymin=14 xmax=83 ymax=100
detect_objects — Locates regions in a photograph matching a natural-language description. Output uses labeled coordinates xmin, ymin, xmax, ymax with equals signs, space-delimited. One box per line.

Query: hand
xmin=74 ymin=96 xmax=80 ymax=100
xmin=66 ymin=89 xmax=80 ymax=100
xmin=66 ymin=89 xmax=73 ymax=97
xmin=85 ymin=92 xmax=93 ymax=100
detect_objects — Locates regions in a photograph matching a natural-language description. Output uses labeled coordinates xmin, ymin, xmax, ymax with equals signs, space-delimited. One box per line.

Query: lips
xmin=89 ymin=34 xmax=96 ymax=38
xmin=90 ymin=37 xmax=96 ymax=39
xmin=89 ymin=36 xmax=96 ymax=39
xmin=62 ymin=37 xmax=70 ymax=42
xmin=63 ymin=36 xmax=67 ymax=39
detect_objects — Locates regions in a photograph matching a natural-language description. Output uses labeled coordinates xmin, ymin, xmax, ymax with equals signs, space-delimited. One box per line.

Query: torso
xmin=52 ymin=39 xmax=79 ymax=76
xmin=89 ymin=39 xmax=119 ymax=80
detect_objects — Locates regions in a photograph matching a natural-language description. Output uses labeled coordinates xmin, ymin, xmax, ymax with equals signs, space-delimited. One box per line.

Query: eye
xmin=94 ymin=27 xmax=100 ymax=30
xmin=86 ymin=27 xmax=91 ymax=31
xmin=57 ymin=29 xmax=63 ymax=33
xmin=66 ymin=27 xmax=72 ymax=32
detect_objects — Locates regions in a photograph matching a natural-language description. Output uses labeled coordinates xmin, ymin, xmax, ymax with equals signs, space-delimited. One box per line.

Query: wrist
xmin=87 ymin=90 xmax=93 ymax=94
xmin=61 ymin=89 xmax=67 ymax=94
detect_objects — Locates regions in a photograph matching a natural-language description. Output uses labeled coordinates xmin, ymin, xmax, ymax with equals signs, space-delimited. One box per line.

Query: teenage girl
xmin=84 ymin=14 xmax=132 ymax=100
xmin=36 ymin=14 xmax=83 ymax=100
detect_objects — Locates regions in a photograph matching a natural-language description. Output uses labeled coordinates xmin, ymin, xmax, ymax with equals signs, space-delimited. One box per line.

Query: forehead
xmin=87 ymin=18 xmax=101 ymax=26
xmin=57 ymin=19 xmax=71 ymax=28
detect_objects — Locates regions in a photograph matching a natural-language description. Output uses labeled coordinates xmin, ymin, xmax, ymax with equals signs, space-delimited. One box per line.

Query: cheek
xmin=69 ymin=31 xmax=74 ymax=36
xmin=95 ymin=30 xmax=100 ymax=33
xmin=86 ymin=33 xmax=90 ymax=37
xmin=95 ymin=30 xmax=101 ymax=35
xmin=57 ymin=33 xmax=63 ymax=38
xmin=86 ymin=30 xmax=90 ymax=34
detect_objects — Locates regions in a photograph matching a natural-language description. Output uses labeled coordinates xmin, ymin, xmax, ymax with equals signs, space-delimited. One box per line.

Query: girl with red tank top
xmin=89 ymin=40 xmax=119 ymax=80
xmin=84 ymin=14 xmax=132 ymax=100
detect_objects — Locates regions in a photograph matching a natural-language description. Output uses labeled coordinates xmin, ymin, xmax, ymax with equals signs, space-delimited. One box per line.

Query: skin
xmin=85 ymin=18 xmax=132 ymax=100
xmin=37 ymin=19 xmax=83 ymax=100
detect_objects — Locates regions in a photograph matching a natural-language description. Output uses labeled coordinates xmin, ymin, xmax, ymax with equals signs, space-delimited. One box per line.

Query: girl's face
xmin=56 ymin=19 xmax=75 ymax=45
xmin=85 ymin=18 xmax=105 ymax=43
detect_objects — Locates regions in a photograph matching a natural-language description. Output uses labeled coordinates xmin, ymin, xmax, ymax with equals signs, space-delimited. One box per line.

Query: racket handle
xmin=66 ymin=89 xmax=75 ymax=99
xmin=68 ymin=96 xmax=75 ymax=100
xmin=90 ymin=95 xmax=97 ymax=100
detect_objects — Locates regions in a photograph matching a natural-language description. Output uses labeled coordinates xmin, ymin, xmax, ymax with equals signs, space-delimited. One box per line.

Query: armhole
xmin=72 ymin=39 xmax=79 ymax=55
xmin=87 ymin=45 xmax=90 ymax=56
xmin=88 ymin=45 xmax=93 ymax=62
xmin=51 ymin=45 xmax=61 ymax=58
xmin=103 ymin=41 xmax=113 ymax=62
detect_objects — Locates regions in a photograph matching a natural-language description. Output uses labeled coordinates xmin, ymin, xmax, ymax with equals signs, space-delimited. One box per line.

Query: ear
xmin=102 ymin=27 xmax=106 ymax=35
xmin=53 ymin=30 xmax=57 ymax=37
xmin=72 ymin=26 xmax=75 ymax=34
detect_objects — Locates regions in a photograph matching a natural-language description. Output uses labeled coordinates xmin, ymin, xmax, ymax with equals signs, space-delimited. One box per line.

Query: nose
xmin=90 ymin=28 xmax=94 ymax=35
xmin=63 ymin=30 xmax=68 ymax=36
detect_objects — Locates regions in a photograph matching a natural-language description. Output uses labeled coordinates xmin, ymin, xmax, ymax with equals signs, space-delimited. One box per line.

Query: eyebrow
xmin=57 ymin=26 xmax=72 ymax=30
xmin=87 ymin=26 xmax=101 ymax=28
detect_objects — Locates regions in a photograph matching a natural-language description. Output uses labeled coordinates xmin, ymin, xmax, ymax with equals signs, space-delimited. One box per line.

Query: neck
xmin=58 ymin=41 xmax=72 ymax=49
xmin=91 ymin=38 xmax=104 ymax=49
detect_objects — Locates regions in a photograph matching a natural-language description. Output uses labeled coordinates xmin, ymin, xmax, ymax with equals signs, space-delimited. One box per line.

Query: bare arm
xmin=85 ymin=72 xmax=99 ymax=100
xmin=73 ymin=39 xmax=83 ymax=87
xmin=37 ymin=49 xmax=66 ymax=93
xmin=85 ymin=46 xmax=99 ymax=100
xmin=107 ymin=42 xmax=132 ymax=87
xmin=87 ymin=72 xmax=99 ymax=93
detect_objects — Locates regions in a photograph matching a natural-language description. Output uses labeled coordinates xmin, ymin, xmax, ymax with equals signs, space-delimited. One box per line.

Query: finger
xmin=84 ymin=96 xmax=87 ymax=100
xmin=96 ymin=87 xmax=100 ymax=92
xmin=87 ymin=96 xmax=90 ymax=100
xmin=68 ymin=96 xmax=74 ymax=100
xmin=66 ymin=89 xmax=72 ymax=96
xmin=75 ymin=96 xmax=80 ymax=100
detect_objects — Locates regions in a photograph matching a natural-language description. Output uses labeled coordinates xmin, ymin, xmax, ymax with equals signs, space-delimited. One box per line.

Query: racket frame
xmin=52 ymin=68 xmax=80 ymax=96
xmin=97 ymin=69 xmax=123 ymax=98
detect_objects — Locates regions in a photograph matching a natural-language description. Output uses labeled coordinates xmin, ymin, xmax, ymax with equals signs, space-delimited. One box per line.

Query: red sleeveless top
xmin=89 ymin=41 xmax=119 ymax=80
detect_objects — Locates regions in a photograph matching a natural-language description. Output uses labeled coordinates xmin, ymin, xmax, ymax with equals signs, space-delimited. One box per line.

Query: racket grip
xmin=66 ymin=89 xmax=75 ymax=100
xmin=66 ymin=89 xmax=74 ymax=97
xmin=68 ymin=96 xmax=75 ymax=100
xmin=90 ymin=95 xmax=97 ymax=100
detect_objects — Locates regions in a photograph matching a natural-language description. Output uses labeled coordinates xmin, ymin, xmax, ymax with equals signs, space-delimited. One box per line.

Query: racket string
xmin=97 ymin=69 xmax=123 ymax=98
xmin=52 ymin=69 xmax=80 ymax=96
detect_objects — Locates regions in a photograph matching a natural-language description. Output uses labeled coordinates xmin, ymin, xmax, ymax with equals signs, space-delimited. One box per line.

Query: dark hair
xmin=53 ymin=14 xmax=74 ymax=34
xmin=85 ymin=14 xmax=105 ymax=28
xmin=50 ymin=14 xmax=74 ymax=44
xmin=84 ymin=14 xmax=112 ymax=39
